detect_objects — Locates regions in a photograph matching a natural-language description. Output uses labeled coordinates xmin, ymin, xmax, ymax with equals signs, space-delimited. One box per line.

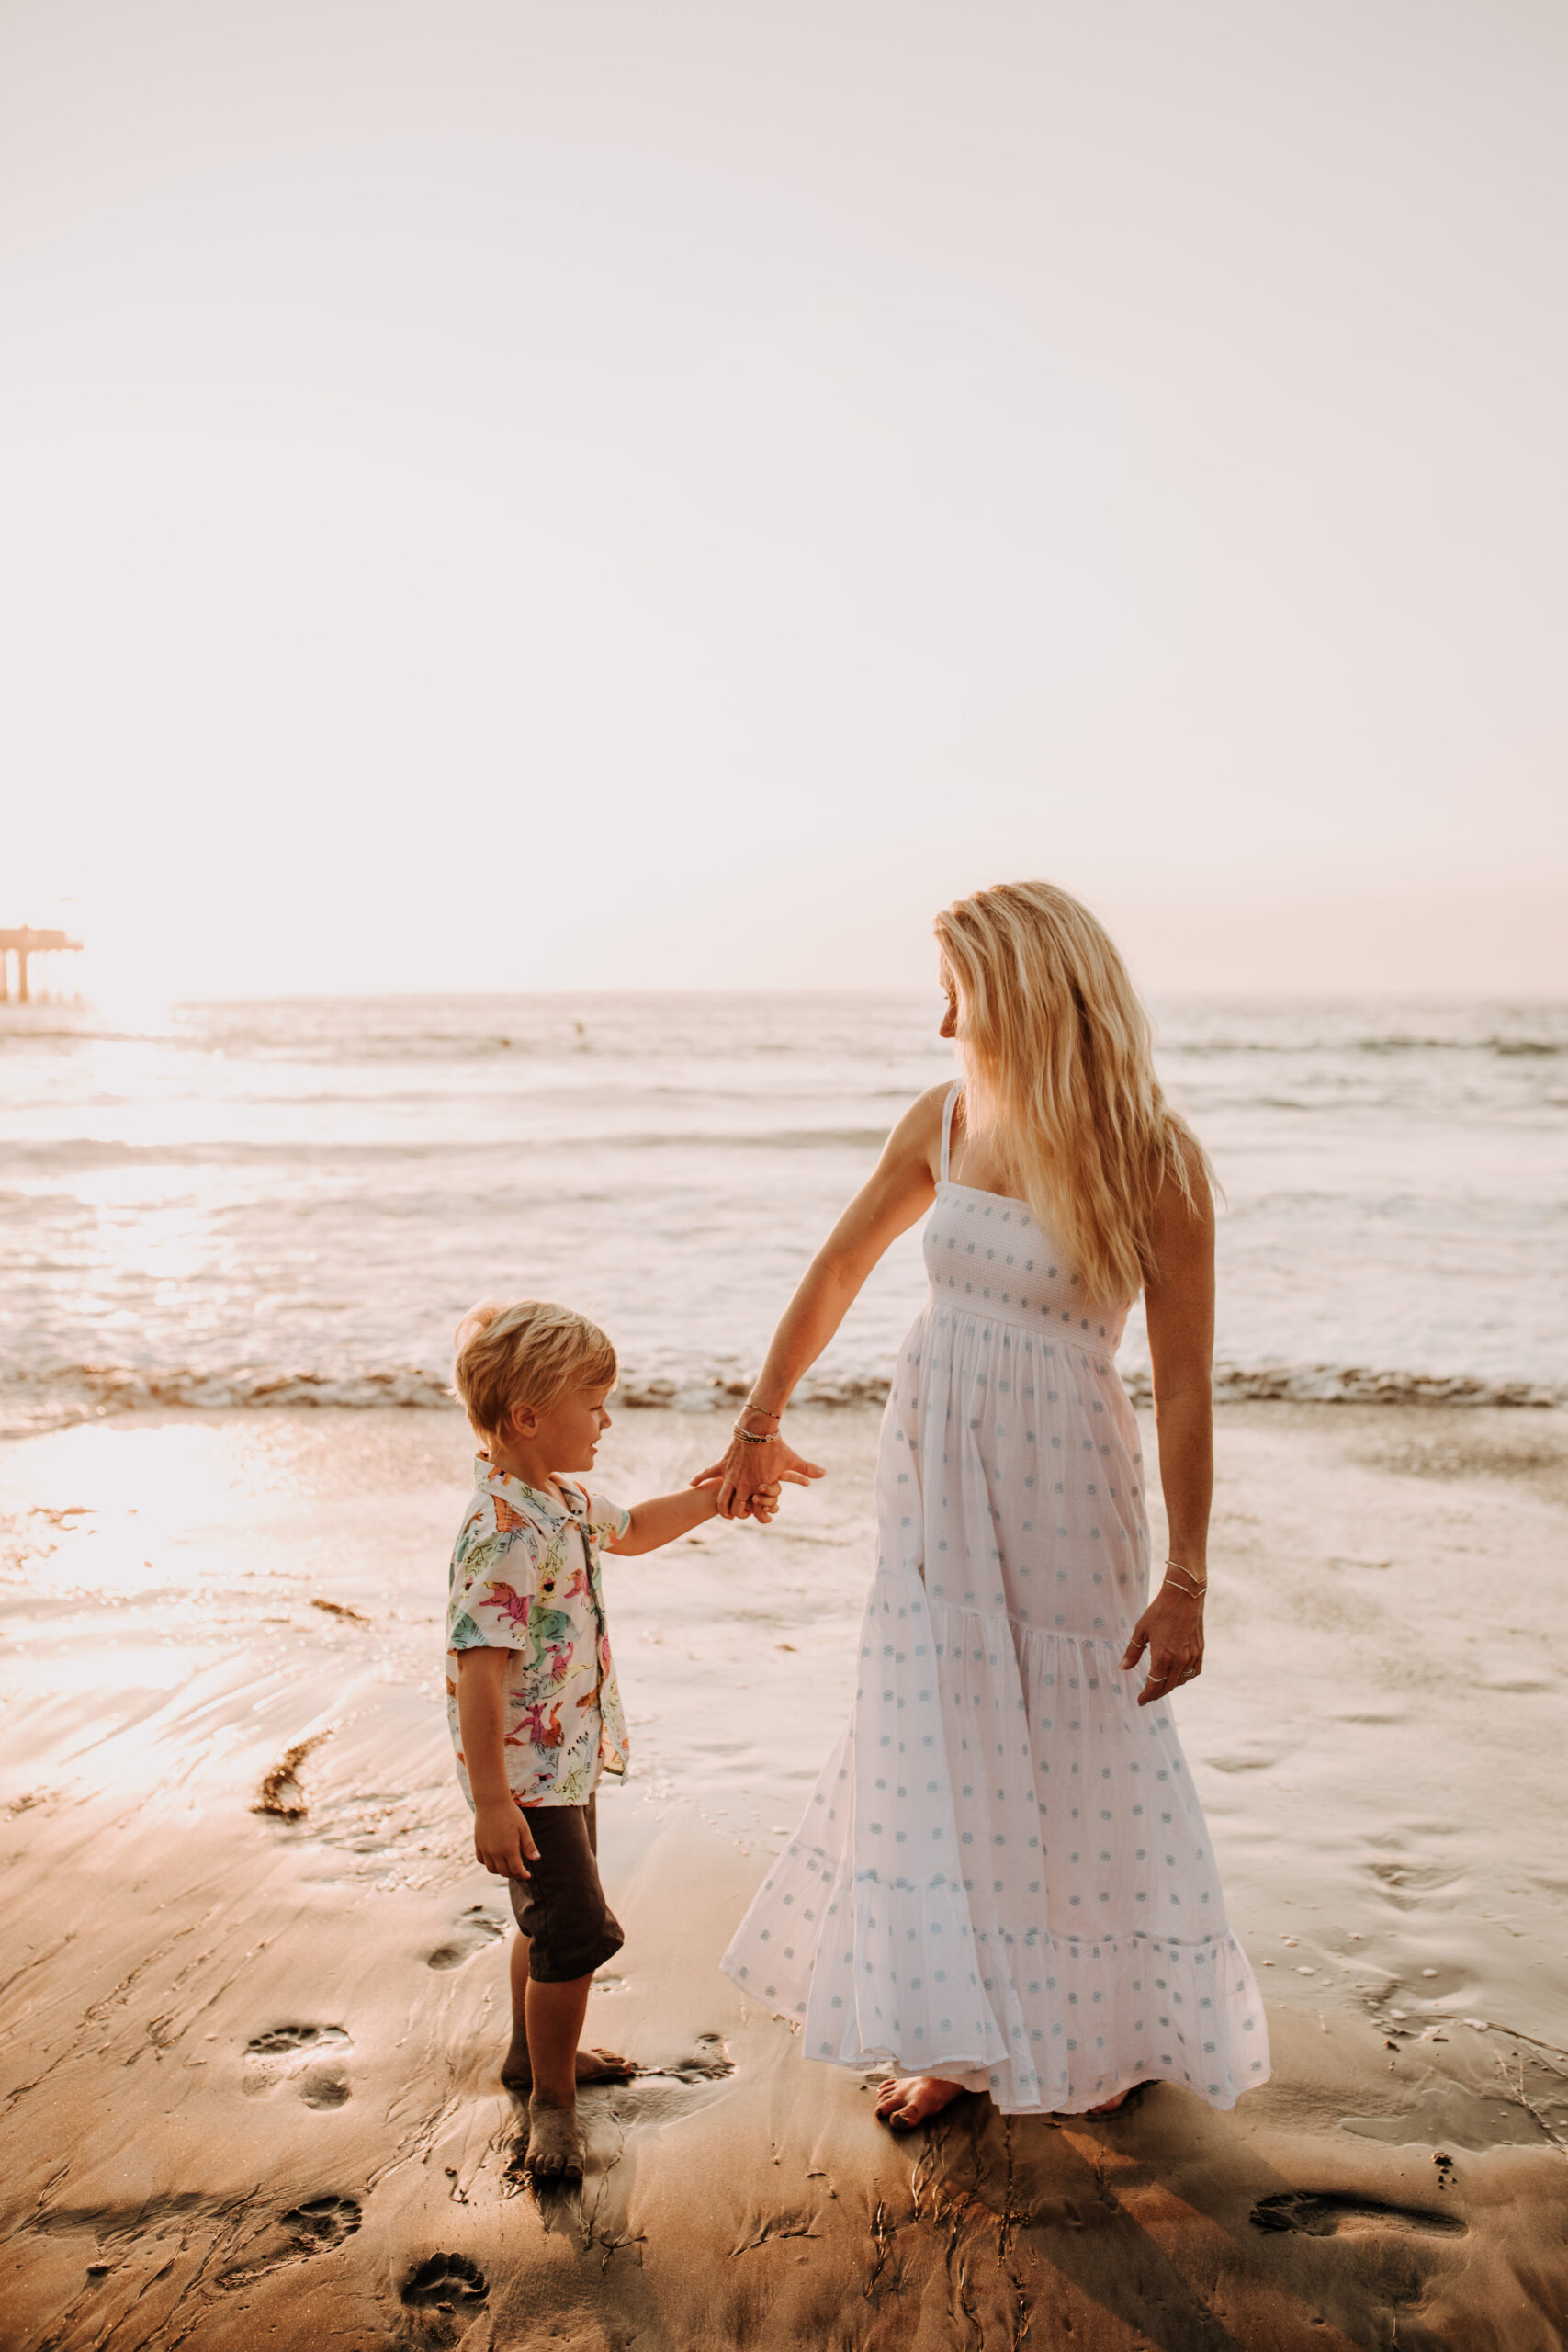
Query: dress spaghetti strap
xmin=939 ymin=1081 xmax=962 ymax=1184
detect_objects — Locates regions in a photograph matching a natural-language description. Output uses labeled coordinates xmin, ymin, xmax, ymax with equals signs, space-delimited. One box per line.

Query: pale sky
xmin=3 ymin=0 xmax=1565 ymax=998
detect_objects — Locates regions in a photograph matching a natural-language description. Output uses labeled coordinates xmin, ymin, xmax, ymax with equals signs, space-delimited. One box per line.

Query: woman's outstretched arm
xmin=695 ymin=1087 xmax=949 ymax=1517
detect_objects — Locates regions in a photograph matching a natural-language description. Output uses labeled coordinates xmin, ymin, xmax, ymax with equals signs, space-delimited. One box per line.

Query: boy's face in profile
xmin=507 ymin=1379 xmax=615 ymax=1476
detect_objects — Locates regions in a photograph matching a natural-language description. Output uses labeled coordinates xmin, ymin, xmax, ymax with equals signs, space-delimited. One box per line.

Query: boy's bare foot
xmin=874 ymin=2075 xmax=966 ymax=2132
xmin=525 ymin=2094 xmax=584 ymax=2184
xmin=502 ymin=2042 xmax=635 ymax=2092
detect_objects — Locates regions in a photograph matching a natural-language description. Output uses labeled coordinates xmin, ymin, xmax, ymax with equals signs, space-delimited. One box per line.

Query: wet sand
xmin=3 ymin=1401 xmax=1566 ymax=2350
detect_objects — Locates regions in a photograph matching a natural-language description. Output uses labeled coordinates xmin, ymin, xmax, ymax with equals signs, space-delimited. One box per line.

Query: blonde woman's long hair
xmin=933 ymin=880 xmax=1210 ymax=1304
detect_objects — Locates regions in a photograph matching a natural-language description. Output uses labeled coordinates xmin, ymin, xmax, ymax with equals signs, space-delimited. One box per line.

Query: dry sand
xmin=2 ymin=1401 xmax=1566 ymax=2351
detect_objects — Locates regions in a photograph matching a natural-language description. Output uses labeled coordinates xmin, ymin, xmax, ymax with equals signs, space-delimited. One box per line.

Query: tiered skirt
xmin=722 ymin=1563 xmax=1269 ymax=2114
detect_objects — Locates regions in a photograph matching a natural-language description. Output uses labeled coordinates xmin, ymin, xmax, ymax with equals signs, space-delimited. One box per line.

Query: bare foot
xmin=1082 ymin=2081 xmax=1149 ymax=2118
xmin=525 ymin=2094 xmax=584 ymax=2184
xmin=502 ymin=2043 xmax=634 ymax=2092
xmin=874 ymin=2075 xmax=966 ymax=2132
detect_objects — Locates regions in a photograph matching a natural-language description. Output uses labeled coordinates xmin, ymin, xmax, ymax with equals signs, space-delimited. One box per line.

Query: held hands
xmin=692 ymin=1471 xmax=786 ymax=1523
xmin=473 ymin=1794 xmax=539 ymax=1881
xmin=693 ymin=1430 xmax=827 ymax=1521
xmin=1121 ymin=1577 xmax=1205 ymax=1707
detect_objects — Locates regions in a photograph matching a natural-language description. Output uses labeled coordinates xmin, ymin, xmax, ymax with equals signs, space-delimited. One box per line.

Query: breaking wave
xmin=2 ymin=1354 xmax=1558 ymax=1439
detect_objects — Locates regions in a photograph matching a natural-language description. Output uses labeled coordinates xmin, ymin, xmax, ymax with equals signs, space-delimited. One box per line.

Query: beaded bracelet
xmin=731 ymin=1421 xmax=780 ymax=1445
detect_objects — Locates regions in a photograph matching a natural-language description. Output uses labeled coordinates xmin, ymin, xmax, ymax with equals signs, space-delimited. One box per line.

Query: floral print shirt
xmin=446 ymin=1458 xmax=632 ymax=1808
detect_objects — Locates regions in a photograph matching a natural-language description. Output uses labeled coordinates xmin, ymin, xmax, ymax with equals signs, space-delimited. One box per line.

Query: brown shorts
xmin=508 ymin=1797 xmax=625 ymax=1984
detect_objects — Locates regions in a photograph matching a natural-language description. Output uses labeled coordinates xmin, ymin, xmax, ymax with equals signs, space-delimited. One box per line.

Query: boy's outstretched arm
xmin=456 ymin=1645 xmax=540 ymax=1879
xmin=607 ymin=1477 xmax=784 ymax=1557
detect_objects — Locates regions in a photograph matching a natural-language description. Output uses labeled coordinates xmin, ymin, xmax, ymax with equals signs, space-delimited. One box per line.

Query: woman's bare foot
xmin=525 ymin=2094 xmax=584 ymax=2184
xmin=502 ymin=2042 xmax=635 ymax=2093
xmin=874 ymin=2075 xmax=966 ymax=2132
xmin=1082 ymin=2081 xmax=1149 ymax=2118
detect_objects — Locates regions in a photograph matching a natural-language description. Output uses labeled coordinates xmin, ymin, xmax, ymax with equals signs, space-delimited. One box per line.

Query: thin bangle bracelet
xmin=1164 ymin=1562 xmax=1208 ymax=1594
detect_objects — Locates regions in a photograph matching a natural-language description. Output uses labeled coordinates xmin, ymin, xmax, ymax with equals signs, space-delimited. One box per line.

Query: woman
xmin=700 ymin=880 xmax=1269 ymax=2126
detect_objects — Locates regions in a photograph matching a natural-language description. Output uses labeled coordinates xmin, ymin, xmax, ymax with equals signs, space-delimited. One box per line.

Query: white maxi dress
xmin=722 ymin=1086 xmax=1269 ymax=2114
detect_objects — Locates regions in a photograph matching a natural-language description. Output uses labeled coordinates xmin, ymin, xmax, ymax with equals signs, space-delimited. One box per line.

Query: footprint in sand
xmin=423 ymin=1905 xmax=508 ymax=1972
xmin=400 ymin=2251 xmax=489 ymax=2310
xmin=664 ymin=2031 xmax=734 ymax=2083
xmin=243 ymin=2025 xmax=353 ymax=2109
xmin=581 ymin=2033 xmax=737 ymax=2132
xmin=219 ymin=2194 xmax=365 ymax=2291
xmin=1250 ymin=2190 xmax=1466 ymax=2238
xmin=282 ymin=2194 xmax=362 ymax=2248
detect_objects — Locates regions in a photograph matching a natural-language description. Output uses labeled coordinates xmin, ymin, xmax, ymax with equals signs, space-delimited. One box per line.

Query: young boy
xmin=446 ymin=1296 xmax=782 ymax=2185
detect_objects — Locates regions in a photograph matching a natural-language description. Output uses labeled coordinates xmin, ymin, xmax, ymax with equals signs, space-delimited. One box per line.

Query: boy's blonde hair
xmin=453 ymin=1298 xmax=617 ymax=1441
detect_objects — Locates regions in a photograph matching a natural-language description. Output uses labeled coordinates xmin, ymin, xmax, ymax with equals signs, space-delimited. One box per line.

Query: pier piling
xmin=0 ymin=927 xmax=83 ymax=1005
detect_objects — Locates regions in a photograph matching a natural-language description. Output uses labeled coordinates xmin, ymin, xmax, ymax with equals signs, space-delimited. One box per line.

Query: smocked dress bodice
xmin=923 ymin=1178 xmax=1130 ymax=1357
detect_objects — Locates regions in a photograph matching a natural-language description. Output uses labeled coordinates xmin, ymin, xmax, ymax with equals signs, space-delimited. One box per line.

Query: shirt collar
xmin=473 ymin=1456 xmax=586 ymax=1525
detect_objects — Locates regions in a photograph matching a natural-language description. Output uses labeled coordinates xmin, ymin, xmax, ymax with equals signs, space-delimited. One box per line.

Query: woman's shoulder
xmin=1157 ymin=1119 xmax=1215 ymax=1206
xmin=1146 ymin=1122 xmax=1217 ymax=1262
xmin=909 ymin=1079 xmax=960 ymax=1125
xmin=886 ymin=1081 xmax=958 ymax=1170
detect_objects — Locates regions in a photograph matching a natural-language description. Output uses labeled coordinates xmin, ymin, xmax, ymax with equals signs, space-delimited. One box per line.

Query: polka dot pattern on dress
xmin=721 ymin=1083 xmax=1270 ymax=2114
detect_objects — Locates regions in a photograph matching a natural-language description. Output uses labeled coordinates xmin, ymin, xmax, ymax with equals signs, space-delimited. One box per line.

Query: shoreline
xmin=3 ymin=1400 xmax=1565 ymax=2346
xmin=4 ymin=1358 xmax=1562 ymax=1442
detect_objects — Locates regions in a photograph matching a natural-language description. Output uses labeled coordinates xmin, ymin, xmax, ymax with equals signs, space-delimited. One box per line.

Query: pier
xmin=0 ymin=926 xmax=83 ymax=1004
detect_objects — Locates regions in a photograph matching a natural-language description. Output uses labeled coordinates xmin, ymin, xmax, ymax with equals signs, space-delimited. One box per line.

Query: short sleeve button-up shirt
xmin=446 ymin=1457 xmax=632 ymax=1808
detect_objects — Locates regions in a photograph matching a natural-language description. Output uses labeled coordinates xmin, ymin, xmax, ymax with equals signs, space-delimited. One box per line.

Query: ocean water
xmin=1 ymin=991 xmax=1563 ymax=1435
